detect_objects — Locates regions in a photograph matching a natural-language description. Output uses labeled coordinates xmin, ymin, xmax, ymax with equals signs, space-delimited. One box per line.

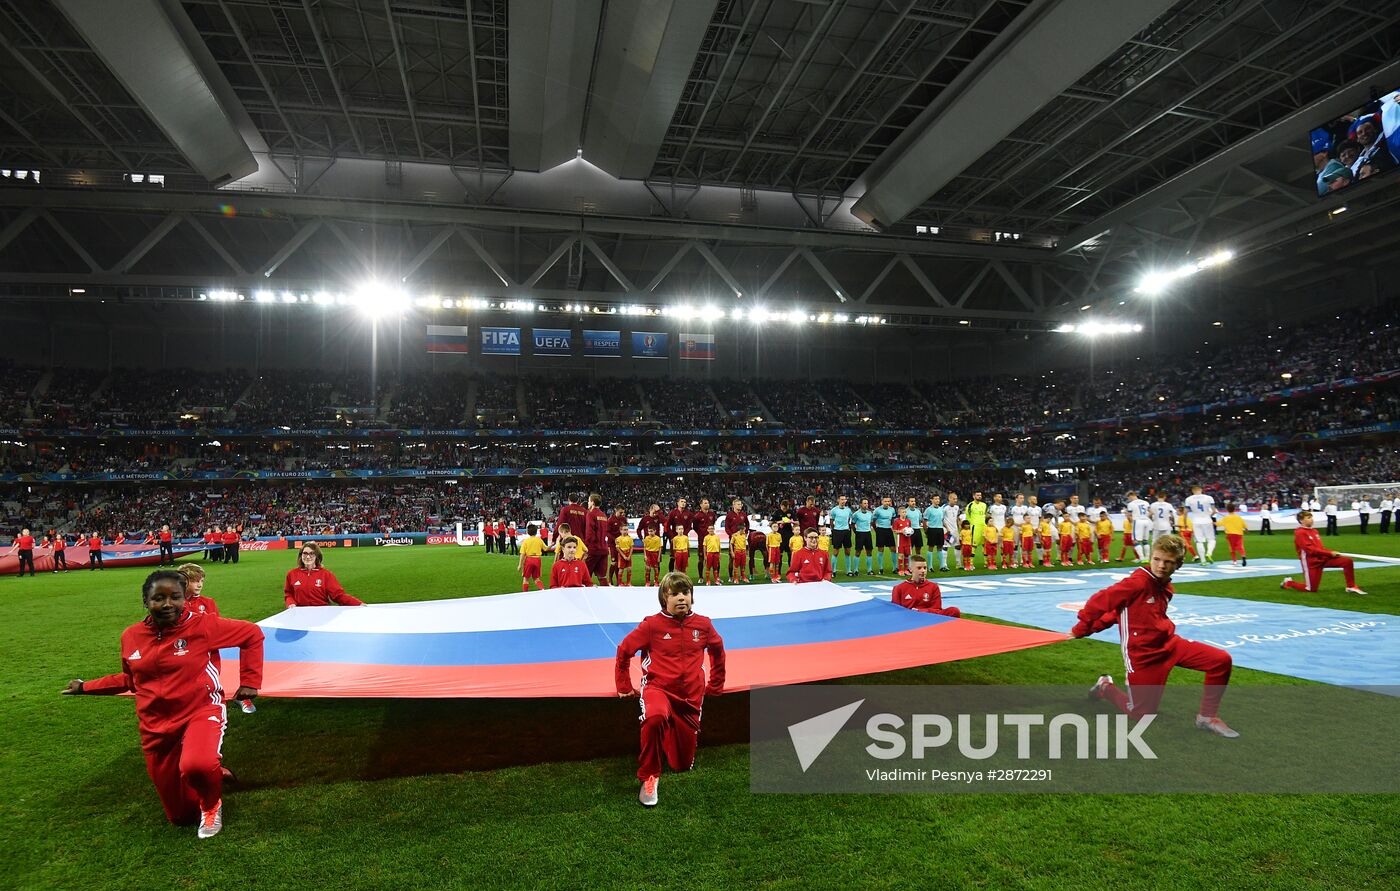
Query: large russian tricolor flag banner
xmin=221 ymin=582 xmax=1060 ymax=698
xmin=425 ymin=324 xmax=470 ymax=354
xmin=679 ymin=332 xmax=716 ymax=361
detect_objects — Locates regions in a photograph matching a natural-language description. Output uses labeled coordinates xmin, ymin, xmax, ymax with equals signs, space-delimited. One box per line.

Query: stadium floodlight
xmin=817 ymin=312 xmax=831 ymax=323
xmin=832 ymin=313 xmax=849 ymax=323
xmin=747 ymin=306 xmax=768 ymax=324
xmin=1196 ymin=249 xmax=1234 ymax=269
xmin=253 ymin=290 xmax=274 ymax=303
xmin=1063 ymin=321 xmax=1142 ymax=336
xmin=280 ymin=291 xmax=297 ymax=304
xmin=312 ymin=291 xmax=334 ymax=306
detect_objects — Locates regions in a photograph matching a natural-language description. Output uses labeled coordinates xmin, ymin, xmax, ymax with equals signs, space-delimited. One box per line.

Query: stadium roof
xmin=1 ymin=0 xmax=1399 ymax=324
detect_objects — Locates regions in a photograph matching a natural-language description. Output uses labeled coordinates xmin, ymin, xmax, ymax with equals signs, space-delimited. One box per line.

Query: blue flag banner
xmin=531 ymin=328 xmax=572 ymax=356
xmin=480 ymin=327 xmax=522 ymax=355
xmin=583 ymin=329 xmax=621 ymax=358
xmin=631 ymin=331 xmax=668 ymax=359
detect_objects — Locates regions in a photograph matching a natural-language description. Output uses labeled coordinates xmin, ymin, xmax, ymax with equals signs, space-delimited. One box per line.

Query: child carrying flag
xmin=616 ymin=572 xmax=725 ymax=807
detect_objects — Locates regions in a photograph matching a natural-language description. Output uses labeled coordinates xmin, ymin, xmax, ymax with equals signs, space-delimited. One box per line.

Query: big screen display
xmin=1310 ymin=89 xmax=1400 ymax=198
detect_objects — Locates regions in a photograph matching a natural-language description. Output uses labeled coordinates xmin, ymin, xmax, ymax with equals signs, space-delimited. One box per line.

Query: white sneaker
xmin=639 ymin=775 xmax=658 ymax=807
xmin=1280 ymin=577 xmax=1292 ymax=590
xmin=1195 ymin=715 xmax=1239 ymax=738
xmin=1088 ymin=674 xmax=1113 ymax=701
xmin=197 ymin=800 xmax=223 ymax=838
xmin=1345 ymin=586 xmax=1369 ymax=596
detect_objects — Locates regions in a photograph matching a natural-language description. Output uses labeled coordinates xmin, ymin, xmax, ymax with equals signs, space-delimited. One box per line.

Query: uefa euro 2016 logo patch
xmin=693 ymin=629 xmax=701 ymax=642
xmin=173 ymin=638 xmax=189 ymax=656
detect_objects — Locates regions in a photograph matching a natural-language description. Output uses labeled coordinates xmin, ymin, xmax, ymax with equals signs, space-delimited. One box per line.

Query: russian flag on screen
xmin=425 ymin=325 xmax=469 ymax=354
xmin=680 ymin=332 xmax=715 ymax=361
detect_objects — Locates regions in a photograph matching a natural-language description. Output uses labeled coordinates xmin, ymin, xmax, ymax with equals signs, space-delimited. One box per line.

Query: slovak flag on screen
xmin=680 ymin=332 xmax=716 ymax=361
xmin=425 ymin=325 xmax=470 ymax=354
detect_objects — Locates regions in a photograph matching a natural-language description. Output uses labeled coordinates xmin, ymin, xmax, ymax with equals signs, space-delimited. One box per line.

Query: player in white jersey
xmin=1183 ymin=485 xmax=1218 ymax=563
xmin=1125 ymin=491 xmax=1152 ymax=561
xmin=1065 ymin=495 xmax=1086 ymax=523
xmin=988 ymin=494 xmax=1007 ymax=529
xmin=943 ymin=493 xmax=962 ymax=570
xmin=1009 ymin=495 xmax=1028 ymax=562
xmin=1149 ymin=493 xmax=1176 ymax=556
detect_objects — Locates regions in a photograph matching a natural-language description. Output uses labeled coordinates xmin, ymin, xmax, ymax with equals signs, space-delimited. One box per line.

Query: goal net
xmin=1313 ymin=483 xmax=1400 ymax=508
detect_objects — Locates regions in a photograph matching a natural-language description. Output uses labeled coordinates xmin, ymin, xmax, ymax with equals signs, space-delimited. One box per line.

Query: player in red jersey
xmin=584 ymin=493 xmax=611 ymax=586
xmin=1071 ymin=534 xmax=1239 ymax=738
xmin=615 ymin=572 xmax=725 ymax=807
xmin=787 ymin=528 xmax=833 ymax=583
xmin=1281 ymin=510 xmax=1367 ymax=595
xmin=892 ymin=515 xmax=912 ymax=575
xmin=284 ymin=543 xmax=365 ymax=606
xmin=549 ymin=536 xmax=594 ymax=588
xmin=689 ymin=498 xmax=716 ymax=563
xmin=62 ymin=570 xmax=263 ymax=836
xmin=606 ymin=506 xmax=629 ymax=585
xmin=794 ymin=496 xmax=821 ymax=541
xmin=665 ymin=498 xmax=692 ymax=573
xmin=554 ymin=494 xmax=589 ymax=560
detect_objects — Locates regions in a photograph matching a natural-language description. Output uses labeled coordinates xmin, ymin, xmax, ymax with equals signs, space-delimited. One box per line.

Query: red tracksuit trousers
xmin=637 ymin=686 xmax=701 ymax=781
xmin=141 ymin=705 xmax=226 ymax=824
xmin=1101 ymin=636 xmax=1233 ymax=719
xmin=1282 ymin=554 xmax=1356 ymax=592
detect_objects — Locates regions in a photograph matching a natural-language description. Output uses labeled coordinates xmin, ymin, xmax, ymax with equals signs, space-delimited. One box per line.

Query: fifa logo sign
xmin=483 ymin=329 xmax=519 ymax=347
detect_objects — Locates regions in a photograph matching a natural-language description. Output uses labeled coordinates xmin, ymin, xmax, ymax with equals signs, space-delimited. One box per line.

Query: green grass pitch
xmin=3 ymin=533 xmax=1399 ymax=889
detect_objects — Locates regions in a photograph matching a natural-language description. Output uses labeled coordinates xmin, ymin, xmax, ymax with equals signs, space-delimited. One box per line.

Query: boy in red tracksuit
xmin=1281 ymin=510 xmax=1367 ymax=595
xmin=87 ymin=532 xmax=104 ymax=570
xmin=1071 ymin=533 xmax=1239 ymax=738
xmin=284 ymin=542 xmax=365 ymax=606
xmin=616 ymin=572 xmax=725 ymax=807
xmin=787 ymin=529 xmax=833 ymax=583
xmin=890 ymin=556 xmax=960 ymax=617
xmin=63 ymin=570 xmax=263 ymax=837
xmin=549 ymin=537 xmax=595 ymax=588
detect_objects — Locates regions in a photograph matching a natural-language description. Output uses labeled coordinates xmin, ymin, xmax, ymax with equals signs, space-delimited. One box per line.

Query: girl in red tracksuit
xmin=284 ymin=542 xmax=365 ymax=607
xmin=1281 ymin=510 xmax=1367 ymax=595
xmin=1070 ymin=534 xmax=1239 ymax=738
xmin=616 ymin=572 xmax=725 ymax=808
xmin=62 ymin=570 xmax=263 ymax=837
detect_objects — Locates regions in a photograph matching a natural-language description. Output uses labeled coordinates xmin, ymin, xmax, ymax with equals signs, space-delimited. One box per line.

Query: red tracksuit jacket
xmin=1293 ymin=527 xmax=1329 ymax=560
xmin=549 ymin=558 xmax=594 ymax=588
xmin=83 ymin=610 xmax=264 ymax=735
xmin=283 ymin=567 xmax=365 ymax=606
xmin=892 ymin=580 xmax=949 ymax=612
xmin=615 ymin=611 xmax=726 ymax=704
xmin=1071 ymin=567 xmax=1176 ymax=654
xmin=787 ymin=547 xmax=832 ymax=582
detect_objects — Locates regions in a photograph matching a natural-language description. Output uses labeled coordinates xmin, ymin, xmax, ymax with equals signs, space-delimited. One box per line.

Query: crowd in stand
xmin=6 ymin=378 xmax=1396 ymax=478
xmin=8 ymin=434 xmax=1399 ymax=540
